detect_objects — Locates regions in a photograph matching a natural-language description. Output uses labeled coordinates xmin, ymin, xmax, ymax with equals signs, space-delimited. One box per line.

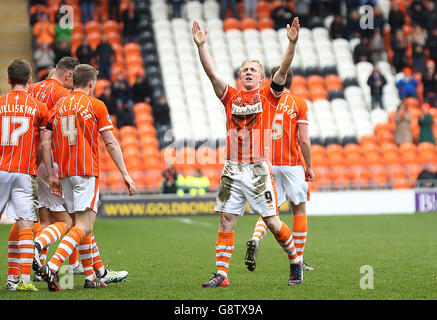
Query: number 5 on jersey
xmin=61 ymin=115 xmax=77 ymax=145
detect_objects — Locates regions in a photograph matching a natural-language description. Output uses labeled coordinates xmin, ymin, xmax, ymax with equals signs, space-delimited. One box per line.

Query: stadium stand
xmin=28 ymin=0 xmax=437 ymax=194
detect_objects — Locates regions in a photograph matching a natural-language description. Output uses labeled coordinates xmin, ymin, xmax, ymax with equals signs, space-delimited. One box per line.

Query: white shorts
xmin=37 ymin=163 xmax=66 ymax=212
xmin=273 ymin=165 xmax=308 ymax=206
xmin=0 ymin=171 xmax=39 ymax=222
xmin=214 ymin=160 xmax=278 ymax=217
xmin=61 ymin=176 xmax=100 ymax=214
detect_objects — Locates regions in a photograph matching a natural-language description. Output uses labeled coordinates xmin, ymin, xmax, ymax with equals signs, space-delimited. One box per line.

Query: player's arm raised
xmin=101 ymin=130 xmax=136 ymax=196
xmin=192 ymin=20 xmax=226 ymax=98
xmin=272 ymin=17 xmax=300 ymax=86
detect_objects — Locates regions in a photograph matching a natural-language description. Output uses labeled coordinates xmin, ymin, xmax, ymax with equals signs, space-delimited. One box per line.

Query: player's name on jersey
xmin=53 ymin=101 xmax=93 ymax=122
xmin=231 ymin=102 xmax=262 ymax=115
xmin=0 ymin=104 xmax=38 ymax=116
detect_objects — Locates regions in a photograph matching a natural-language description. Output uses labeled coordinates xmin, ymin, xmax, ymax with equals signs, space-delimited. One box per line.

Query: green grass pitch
xmin=1 ymin=212 xmax=437 ymax=300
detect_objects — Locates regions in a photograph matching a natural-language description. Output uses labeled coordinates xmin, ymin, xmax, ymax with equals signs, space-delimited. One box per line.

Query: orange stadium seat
xmin=223 ymin=18 xmax=241 ymax=31
xmin=241 ymin=17 xmax=257 ymax=30
xmin=103 ymin=20 xmax=119 ymax=34
xmin=106 ymin=31 xmax=122 ymax=45
xmin=407 ymin=164 xmax=422 ymax=182
xmin=258 ymin=17 xmax=274 ymax=30
xmin=417 ymin=142 xmax=436 ymax=155
xmin=380 ymin=141 xmax=398 ymax=154
xmin=365 ymin=151 xmax=382 ymax=166
xmin=119 ymin=125 xmax=137 ymax=137
xmin=85 ymin=21 xmax=101 ymax=34
xmin=401 ymin=151 xmax=417 ymax=165
xmin=124 ymin=42 xmax=141 ymax=56
xmin=86 ymin=31 xmax=102 ymax=50
xmin=399 ymin=142 xmax=417 ymax=155
xmin=94 ymin=79 xmax=111 ymax=97
xmin=326 ymin=143 xmax=343 ymax=154
xmin=382 ymin=151 xmax=402 ymax=166
xmin=257 ymin=1 xmax=271 ymax=18
xmin=307 ymin=75 xmax=324 ymax=87
xmin=133 ymin=102 xmax=152 ymax=114
xmin=344 ymin=143 xmax=361 ymax=154
xmin=359 ymin=134 xmax=377 ymax=146
xmin=325 ymin=74 xmax=342 ymax=92
xmin=345 ymin=151 xmax=363 ymax=167
xmin=309 ymin=85 xmax=327 ymax=100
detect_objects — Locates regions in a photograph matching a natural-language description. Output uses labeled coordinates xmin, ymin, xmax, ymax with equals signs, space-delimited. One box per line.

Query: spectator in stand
xmin=418 ymin=103 xmax=435 ymax=145
xmin=75 ymin=36 xmax=94 ymax=65
xmin=123 ymin=1 xmax=138 ymax=43
xmin=410 ymin=25 xmax=427 ymax=74
xmin=33 ymin=12 xmax=55 ymax=46
xmin=54 ymin=12 xmax=72 ymax=46
xmin=392 ymin=29 xmax=408 ymax=72
xmin=34 ymin=42 xmax=55 ymax=75
xmin=220 ymin=0 xmax=238 ymax=20
xmin=353 ymin=37 xmax=372 ymax=63
xmin=329 ymin=14 xmax=346 ymax=39
xmin=162 ymin=162 xmax=178 ymax=194
xmin=370 ymin=28 xmax=386 ymax=63
xmin=244 ymin=0 xmax=257 ymax=18
xmin=427 ymin=28 xmax=437 ymax=66
xmin=367 ymin=65 xmax=387 ymax=110
xmin=112 ymin=73 xmax=132 ymax=107
xmin=424 ymin=1 xmax=437 ymax=33
xmin=345 ymin=0 xmax=361 ymax=14
xmin=388 ymin=1 xmax=405 ymax=35
xmin=294 ymin=0 xmax=311 ymax=27
xmin=80 ymin=0 xmax=95 ymax=24
xmin=394 ymin=102 xmax=413 ymax=145
xmin=416 ymin=163 xmax=436 ymax=188
xmin=346 ymin=10 xmax=362 ymax=40
xmin=116 ymin=102 xmax=135 ymax=128
xmin=98 ymin=86 xmax=117 ymax=115
xmin=152 ymin=96 xmax=171 ymax=127
xmin=271 ymin=0 xmax=295 ymax=31
xmin=30 ymin=7 xmax=43 ymax=26
xmin=109 ymin=0 xmax=120 ymax=21
xmin=132 ymin=75 xmax=153 ymax=104
xmin=95 ymin=34 xmax=115 ymax=80
xmin=53 ymin=39 xmax=71 ymax=64
xmin=408 ymin=0 xmax=426 ymax=29
xmin=396 ymin=68 xmax=418 ymax=99
xmin=422 ymin=59 xmax=437 ymax=107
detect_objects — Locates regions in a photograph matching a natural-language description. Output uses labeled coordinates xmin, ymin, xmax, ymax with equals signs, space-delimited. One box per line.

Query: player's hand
xmin=286 ymin=17 xmax=300 ymax=44
xmin=192 ymin=20 xmax=208 ymax=47
xmin=305 ymin=166 xmax=315 ymax=182
xmin=49 ymin=176 xmax=62 ymax=197
xmin=123 ymin=175 xmax=136 ymax=196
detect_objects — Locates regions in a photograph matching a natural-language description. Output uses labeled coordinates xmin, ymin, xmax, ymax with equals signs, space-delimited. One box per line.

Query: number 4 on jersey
xmin=61 ymin=115 xmax=77 ymax=145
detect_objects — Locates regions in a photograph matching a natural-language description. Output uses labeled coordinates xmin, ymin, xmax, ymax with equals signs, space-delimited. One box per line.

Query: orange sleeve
xmin=296 ymin=97 xmax=309 ymax=125
xmin=218 ymin=84 xmax=238 ymax=111
xmin=38 ymin=101 xmax=50 ymax=130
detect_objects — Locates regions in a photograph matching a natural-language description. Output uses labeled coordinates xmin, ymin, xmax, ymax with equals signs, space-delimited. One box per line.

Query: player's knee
xmin=219 ymin=212 xmax=237 ymax=232
xmin=262 ymin=216 xmax=282 ymax=234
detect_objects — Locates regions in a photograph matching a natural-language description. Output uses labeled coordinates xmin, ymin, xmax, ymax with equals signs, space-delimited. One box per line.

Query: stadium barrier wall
xmin=98 ymin=189 xmax=437 ymax=218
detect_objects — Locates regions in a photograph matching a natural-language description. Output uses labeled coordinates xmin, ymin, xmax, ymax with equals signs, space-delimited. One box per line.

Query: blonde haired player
xmin=36 ymin=64 xmax=136 ymax=291
xmin=245 ymin=66 xmax=314 ymax=275
xmin=193 ymin=17 xmax=304 ymax=287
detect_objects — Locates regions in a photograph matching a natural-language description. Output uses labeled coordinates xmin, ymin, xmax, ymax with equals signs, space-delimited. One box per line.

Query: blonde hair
xmin=238 ymin=59 xmax=265 ymax=78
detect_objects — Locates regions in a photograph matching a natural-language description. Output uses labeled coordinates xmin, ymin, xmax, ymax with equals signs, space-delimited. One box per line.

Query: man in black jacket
xmin=367 ymin=65 xmax=387 ymax=110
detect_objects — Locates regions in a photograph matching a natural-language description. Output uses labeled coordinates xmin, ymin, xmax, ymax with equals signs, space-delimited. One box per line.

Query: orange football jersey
xmin=0 ymin=90 xmax=49 ymax=175
xmin=28 ymin=78 xmax=70 ymax=110
xmin=48 ymin=91 xmax=113 ymax=178
xmin=271 ymin=92 xmax=309 ymax=166
xmin=219 ymin=84 xmax=282 ymax=163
